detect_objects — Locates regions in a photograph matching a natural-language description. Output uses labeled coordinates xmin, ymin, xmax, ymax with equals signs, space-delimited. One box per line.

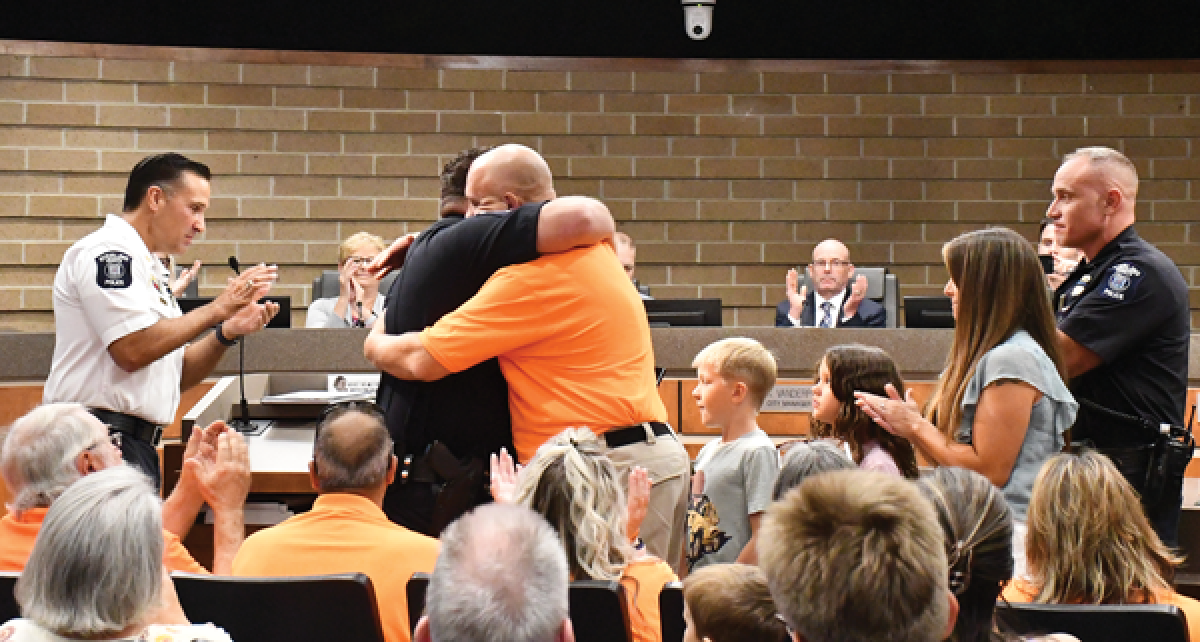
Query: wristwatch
xmin=214 ymin=321 xmax=239 ymax=346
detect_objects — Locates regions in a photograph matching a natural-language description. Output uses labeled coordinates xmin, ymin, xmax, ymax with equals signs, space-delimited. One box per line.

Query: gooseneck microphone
xmin=225 ymin=256 xmax=270 ymax=435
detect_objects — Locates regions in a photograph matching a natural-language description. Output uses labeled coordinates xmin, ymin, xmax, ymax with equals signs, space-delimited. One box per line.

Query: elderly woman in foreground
xmin=0 ymin=466 xmax=232 ymax=642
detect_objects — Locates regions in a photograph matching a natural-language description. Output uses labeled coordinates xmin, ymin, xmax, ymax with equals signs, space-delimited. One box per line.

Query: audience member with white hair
xmin=414 ymin=503 xmax=573 ymax=642
xmin=0 ymin=402 xmax=250 ymax=574
xmin=0 ymin=466 xmax=232 ymax=641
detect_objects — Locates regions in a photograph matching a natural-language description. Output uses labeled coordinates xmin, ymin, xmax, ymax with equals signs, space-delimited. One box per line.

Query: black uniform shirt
xmin=1055 ymin=225 xmax=1190 ymax=445
xmin=376 ymin=203 xmax=543 ymax=461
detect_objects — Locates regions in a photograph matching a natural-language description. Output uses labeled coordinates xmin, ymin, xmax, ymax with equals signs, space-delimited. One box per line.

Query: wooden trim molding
xmin=4 ymin=39 xmax=1200 ymax=73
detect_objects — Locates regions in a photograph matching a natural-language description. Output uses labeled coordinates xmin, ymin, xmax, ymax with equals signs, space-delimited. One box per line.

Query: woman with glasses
xmin=306 ymin=232 xmax=387 ymax=328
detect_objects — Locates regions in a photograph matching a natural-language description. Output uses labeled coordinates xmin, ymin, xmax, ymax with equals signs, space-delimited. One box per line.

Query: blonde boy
xmin=687 ymin=337 xmax=780 ymax=569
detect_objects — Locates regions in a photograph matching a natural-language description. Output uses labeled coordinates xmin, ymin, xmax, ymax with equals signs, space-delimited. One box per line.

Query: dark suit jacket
xmin=774 ymin=285 xmax=887 ymax=327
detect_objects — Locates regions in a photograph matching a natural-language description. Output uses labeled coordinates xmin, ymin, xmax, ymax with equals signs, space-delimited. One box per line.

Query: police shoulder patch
xmin=1100 ymin=262 xmax=1142 ymax=302
xmin=95 ymin=251 xmax=133 ymax=289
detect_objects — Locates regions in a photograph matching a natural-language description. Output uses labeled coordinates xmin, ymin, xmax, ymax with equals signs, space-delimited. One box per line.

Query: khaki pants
xmin=605 ymin=424 xmax=691 ymax=575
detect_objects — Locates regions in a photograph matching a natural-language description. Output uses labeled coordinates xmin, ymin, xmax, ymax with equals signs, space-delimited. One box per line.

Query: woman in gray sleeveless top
xmin=856 ymin=228 xmax=1077 ymax=579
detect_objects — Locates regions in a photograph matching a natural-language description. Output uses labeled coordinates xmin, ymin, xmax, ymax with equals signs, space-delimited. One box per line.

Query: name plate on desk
xmin=761 ymin=383 xmax=813 ymax=413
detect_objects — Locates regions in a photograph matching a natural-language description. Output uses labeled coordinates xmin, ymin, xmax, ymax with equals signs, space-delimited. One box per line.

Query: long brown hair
xmin=810 ymin=344 xmax=919 ymax=479
xmin=926 ymin=227 xmax=1065 ymax=436
xmin=1026 ymin=451 xmax=1181 ymax=604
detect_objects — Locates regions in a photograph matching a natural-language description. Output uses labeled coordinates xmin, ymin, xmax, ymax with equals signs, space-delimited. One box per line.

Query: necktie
xmin=819 ymin=302 xmax=833 ymax=328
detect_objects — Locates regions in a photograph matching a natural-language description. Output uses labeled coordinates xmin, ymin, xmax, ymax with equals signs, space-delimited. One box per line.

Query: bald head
xmin=1060 ymin=146 xmax=1139 ymax=207
xmin=812 ymin=239 xmax=849 ymax=262
xmin=1050 ymin=147 xmax=1140 ymax=258
xmin=809 ymin=238 xmax=854 ymax=299
xmin=464 ymin=144 xmax=556 ymax=215
xmin=312 ymin=408 xmax=394 ymax=493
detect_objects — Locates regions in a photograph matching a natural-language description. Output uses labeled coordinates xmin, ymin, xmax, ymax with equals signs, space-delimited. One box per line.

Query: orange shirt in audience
xmin=0 ymin=507 xmax=208 ymax=574
xmin=231 ymin=493 xmax=439 ymax=642
xmin=1003 ymin=578 xmax=1200 ymax=642
xmin=621 ymin=557 xmax=678 ymax=642
xmin=421 ymin=244 xmax=667 ymax=462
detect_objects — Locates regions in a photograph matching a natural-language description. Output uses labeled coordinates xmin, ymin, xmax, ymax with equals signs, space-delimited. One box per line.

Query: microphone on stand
xmin=226 ymin=255 xmax=271 ymax=435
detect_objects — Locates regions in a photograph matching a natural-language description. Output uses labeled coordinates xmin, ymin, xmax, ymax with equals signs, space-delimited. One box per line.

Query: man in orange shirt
xmin=0 ymin=402 xmax=250 ymax=574
xmin=365 ymin=144 xmax=690 ymax=572
xmin=232 ymin=403 xmax=439 ymax=642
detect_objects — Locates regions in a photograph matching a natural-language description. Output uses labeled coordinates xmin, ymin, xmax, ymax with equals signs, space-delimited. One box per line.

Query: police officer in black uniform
xmin=1050 ymin=146 xmax=1191 ymax=546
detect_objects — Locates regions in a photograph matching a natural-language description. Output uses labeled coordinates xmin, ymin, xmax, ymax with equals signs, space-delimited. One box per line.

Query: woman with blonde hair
xmin=494 ymin=428 xmax=677 ymax=642
xmin=856 ymin=227 xmax=1077 ymax=578
xmin=1003 ymin=451 xmax=1200 ymax=640
xmin=307 ymin=231 xmax=387 ymax=328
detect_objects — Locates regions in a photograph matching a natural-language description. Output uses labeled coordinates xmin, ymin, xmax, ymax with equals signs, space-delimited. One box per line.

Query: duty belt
xmin=88 ymin=408 xmax=163 ymax=447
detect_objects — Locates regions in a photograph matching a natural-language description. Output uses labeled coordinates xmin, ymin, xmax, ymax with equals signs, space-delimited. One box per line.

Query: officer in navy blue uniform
xmin=1049 ymin=147 xmax=1191 ymax=546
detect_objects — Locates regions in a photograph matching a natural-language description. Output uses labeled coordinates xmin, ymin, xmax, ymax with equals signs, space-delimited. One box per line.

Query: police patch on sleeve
xmin=95 ymin=251 xmax=133 ymax=289
xmin=1100 ymin=262 xmax=1141 ymax=302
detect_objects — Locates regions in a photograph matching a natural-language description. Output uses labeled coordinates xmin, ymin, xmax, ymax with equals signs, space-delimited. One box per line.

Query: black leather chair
xmin=570 ymin=579 xmax=632 ymax=642
xmin=995 ymin=601 xmax=1189 ymax=642
xmin=0 ymin=571 xmax=19 ymax=623
xmin=406 ymin=572 xmax=430 ymax=634
xmin=172 ymin=572 xmax=385 ymax=642
xmin=406 ymin=574 xmax=631 ymax=642
xmin=659 ymin=581 xmax=685 ymax=642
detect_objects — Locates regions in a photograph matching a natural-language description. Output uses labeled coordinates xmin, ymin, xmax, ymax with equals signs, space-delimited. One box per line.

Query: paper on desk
xmin=260 ymin=390 xmax=374 ymax=404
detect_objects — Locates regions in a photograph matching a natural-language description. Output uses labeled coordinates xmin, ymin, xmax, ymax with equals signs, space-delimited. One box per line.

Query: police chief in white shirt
xmin=43 ymin=153 xmax=279 ymax=486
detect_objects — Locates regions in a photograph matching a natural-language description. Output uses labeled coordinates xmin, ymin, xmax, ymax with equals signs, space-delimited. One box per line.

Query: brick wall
xmin=1 ymin=43 xmax=1197 ymax=330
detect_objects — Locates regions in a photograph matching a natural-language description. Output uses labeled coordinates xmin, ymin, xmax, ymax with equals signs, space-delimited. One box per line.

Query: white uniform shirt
xmin=43 ymin=214 xmax=184 ymax=425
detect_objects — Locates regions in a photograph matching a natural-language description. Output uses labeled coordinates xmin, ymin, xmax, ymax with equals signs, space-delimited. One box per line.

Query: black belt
xmin=88 ymin=408 xmax=162 ymax=447
xmin=604 ymin=422 xmax=673 ymax=449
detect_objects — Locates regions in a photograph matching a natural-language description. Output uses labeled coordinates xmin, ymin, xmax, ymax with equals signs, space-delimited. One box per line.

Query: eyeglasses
xmin=344 ymin=256 xmax=377 ymax=267
xmin=811 ymin=259 xmax=850 ymax=269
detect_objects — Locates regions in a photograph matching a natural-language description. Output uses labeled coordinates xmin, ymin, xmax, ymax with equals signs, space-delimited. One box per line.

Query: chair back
xmin=659 ymin=581 xmax=685 ymax=642
xmin=172 ymin=572 xmax=385 ymax=642
xmin=570 ymin=580 xmax=632 ymax=642
xmin=406 ymin=572 xmax=430 ymax=634
xmin=405 ymin=574 xmax=631 ymax=642
xmin=311 ymin=271 xmax=398 ymax=301
xmin=0 ymin=571 xmax=18 ymax=623
xmin=995 ymin=601 xmax=1188 ymax=642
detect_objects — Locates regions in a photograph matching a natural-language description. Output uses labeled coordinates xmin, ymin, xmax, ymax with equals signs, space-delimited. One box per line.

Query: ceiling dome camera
xmin=682 ymin=0 xmax=715 ymax=41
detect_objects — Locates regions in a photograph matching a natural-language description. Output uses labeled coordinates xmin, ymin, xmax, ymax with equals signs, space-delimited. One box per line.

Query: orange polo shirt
xmin=421 ymin=243 xmax=668 ymax=462
xmin=0 ymin=507 xmax=208 ymax=574
xmin=622 ymin=557 xmax=678 ymax=642
xmin=1003 ymin=578 xmax=1200 ymax=642
xmin=231 ymin=493 xmax=439 ymax=642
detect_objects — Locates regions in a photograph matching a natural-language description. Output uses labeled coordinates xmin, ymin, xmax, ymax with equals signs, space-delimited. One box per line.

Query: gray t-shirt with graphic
xmin=689 ymin=428 xmax=779 ymax=569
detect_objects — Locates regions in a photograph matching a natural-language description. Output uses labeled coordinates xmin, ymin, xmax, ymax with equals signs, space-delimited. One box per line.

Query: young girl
xmin=810 ymin=344 xmax=919 ymax=479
